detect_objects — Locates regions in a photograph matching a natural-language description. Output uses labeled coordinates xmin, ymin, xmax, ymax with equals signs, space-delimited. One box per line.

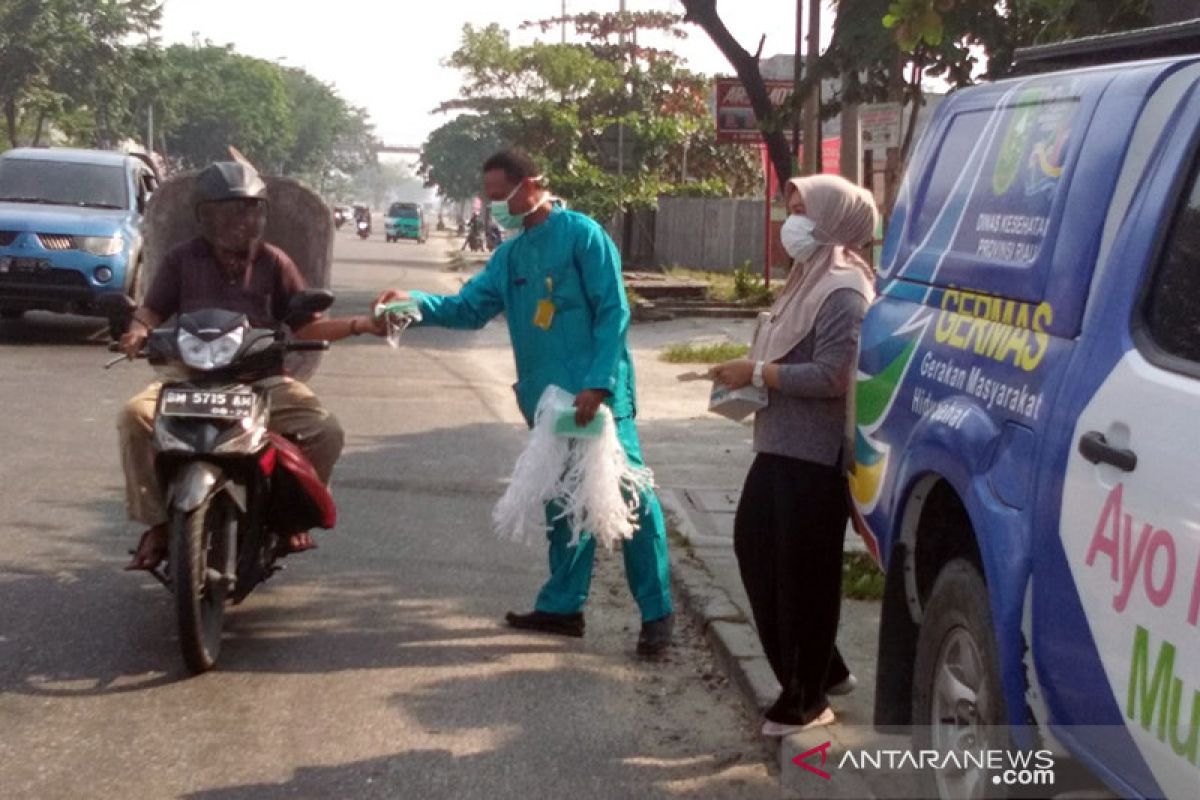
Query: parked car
xmin=0 ymin=147 xmax=156 ymax=320
xmin=384 ymin=202 xmax=426 ymax=243
xmin=854 ymin=24 xmax=1200 ymax=800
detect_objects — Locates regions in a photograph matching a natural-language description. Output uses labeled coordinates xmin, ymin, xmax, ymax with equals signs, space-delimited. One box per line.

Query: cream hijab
xmin=750 ymin=175 xmax=878 ymax=364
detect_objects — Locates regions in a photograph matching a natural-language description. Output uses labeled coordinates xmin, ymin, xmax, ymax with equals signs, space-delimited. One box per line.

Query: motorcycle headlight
xmin=177 ymin=328 xmax=244 ymax=370
xmin=77 ymin=234 xmax=125 ymax=256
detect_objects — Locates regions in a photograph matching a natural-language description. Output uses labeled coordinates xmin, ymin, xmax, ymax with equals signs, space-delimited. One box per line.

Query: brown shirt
xmin=144 ymin=238 xmax=312 ymax=327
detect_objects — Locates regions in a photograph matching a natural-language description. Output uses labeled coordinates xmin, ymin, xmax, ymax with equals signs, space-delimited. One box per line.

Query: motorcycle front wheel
xmin=170 ymin=493 xmax=234 ymax=674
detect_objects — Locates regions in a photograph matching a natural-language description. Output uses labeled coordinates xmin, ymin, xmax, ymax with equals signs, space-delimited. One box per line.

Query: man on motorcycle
xmin=119 ymin=161 xmax=383 ymax=570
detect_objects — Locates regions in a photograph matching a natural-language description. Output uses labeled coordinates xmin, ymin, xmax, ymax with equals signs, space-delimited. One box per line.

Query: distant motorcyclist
xmin=118 ymin=162 xmax=384 ymax=571
xmin=463 ymin=212 xmax=485 ymax=252
xmin=486 ymin=218 xmax=503 ymax=251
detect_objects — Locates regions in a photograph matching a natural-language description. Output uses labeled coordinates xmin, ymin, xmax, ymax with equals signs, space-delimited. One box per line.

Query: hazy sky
xmin=158 ymin=0 xmax=832 ymax=147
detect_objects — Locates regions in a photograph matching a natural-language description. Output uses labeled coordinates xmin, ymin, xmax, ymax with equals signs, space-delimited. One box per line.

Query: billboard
xmin=715 ymin=78 xmax=796 ymax=144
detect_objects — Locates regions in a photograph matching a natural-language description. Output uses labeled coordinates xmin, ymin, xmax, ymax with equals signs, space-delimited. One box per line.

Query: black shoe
xmin=505 ymin=610 xmax=585 ymax=637
xmin=637 ymin=612 xmax=674 ymax=656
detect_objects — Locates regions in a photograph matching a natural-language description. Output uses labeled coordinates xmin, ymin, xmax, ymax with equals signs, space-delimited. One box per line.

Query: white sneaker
xmin=761 ymin=706 xmax=836 ymax=737
xmin=828 ymin=673 xmax=858 ymax=696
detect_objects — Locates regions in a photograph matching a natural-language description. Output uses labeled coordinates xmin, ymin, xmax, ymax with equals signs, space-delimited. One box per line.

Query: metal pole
xmin=562 ymin=0 xmax=567 ymax=44
xmin=146 ymin=105 xmax=154 ymax=153
xmin=792 ymin=1 xmax=802 ymax=168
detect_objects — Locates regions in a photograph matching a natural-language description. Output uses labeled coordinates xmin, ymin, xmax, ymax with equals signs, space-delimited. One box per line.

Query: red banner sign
xmin=715 ymin=79 xmax=796 ymax=144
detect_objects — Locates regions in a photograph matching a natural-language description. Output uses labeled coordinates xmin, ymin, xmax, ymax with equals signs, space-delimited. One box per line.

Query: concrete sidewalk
xmin=629 ymin=318 xmax=907 ymax=799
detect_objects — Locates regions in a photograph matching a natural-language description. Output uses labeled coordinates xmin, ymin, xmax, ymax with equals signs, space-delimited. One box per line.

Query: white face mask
xmin=781 ymin=214 xmax=820 ymax=262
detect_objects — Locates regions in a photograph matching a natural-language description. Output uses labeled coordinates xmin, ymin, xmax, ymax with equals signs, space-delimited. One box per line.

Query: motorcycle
xmin=486 ymin=222 xmax=502 ymax=252
xmin=115 ymin=170 xmax=339 ymax=675
xmin=356 ymin=217 xmax=371 ymax=239
xmin=104 ymin=293 xmax=337 ymax=674
xmin=333 ymin=207 xmax=346 ymax=229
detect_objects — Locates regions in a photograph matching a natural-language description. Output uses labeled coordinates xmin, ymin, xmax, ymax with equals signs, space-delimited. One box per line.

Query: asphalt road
xmin=0 ymin=229 xmax=776 ymax=799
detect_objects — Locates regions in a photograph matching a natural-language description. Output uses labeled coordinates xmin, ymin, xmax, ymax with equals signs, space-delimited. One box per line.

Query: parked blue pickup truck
xmin=855 ymin=23 xmax=1200 ymax=800
xmin=0 ymin=148 xmax=158 ymax=320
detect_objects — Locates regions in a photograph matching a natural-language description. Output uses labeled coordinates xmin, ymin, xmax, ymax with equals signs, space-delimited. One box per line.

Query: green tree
xmin=279 ymin=69 xmax=378 ymax=188
xmin=429 ymin=14 xmax=758 ymax=218
xmin=419 ymin=113 xmax=506 ymax=202
xmin=0 ymin=0 xmax=161 ymax=148
xmin=157 ymin=44 xmax=295 ymax=170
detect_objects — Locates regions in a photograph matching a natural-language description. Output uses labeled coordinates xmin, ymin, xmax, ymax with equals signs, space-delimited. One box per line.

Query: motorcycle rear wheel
xmin=170 ymin=494 xmax=234 ymax=674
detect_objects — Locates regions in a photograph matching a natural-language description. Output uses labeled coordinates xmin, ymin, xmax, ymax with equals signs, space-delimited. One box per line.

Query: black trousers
xmin=733 ymin=452 xmax=850 ymax=724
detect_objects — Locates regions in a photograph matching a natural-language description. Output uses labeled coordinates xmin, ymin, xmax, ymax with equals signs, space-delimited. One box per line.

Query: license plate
xmin=160 ymin=389 xmax=255 ymax=419
xmin=0 ymin=257 xmax=49 ymax=273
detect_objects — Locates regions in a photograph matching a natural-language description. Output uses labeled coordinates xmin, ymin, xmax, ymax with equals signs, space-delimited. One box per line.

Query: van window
xmin=912 ymin=110 xmax=990 ymax=241
xmin=1144 ymin=164 xmax=1200 ymax=365
xmin=910 ymin=92 xmax=1081 ymax=275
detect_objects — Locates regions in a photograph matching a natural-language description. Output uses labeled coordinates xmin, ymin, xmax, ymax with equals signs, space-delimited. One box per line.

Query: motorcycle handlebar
xmin=285 ymin=340 xmax=330 ymax=352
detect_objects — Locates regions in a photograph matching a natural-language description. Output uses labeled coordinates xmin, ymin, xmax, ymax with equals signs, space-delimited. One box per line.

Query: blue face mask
xmin=490 ymin=178 xmax=545 ymax=230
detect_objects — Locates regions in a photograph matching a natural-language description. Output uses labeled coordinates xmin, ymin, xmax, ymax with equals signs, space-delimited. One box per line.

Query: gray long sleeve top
xmin=752 ymin=288 xmax=869 ymax=466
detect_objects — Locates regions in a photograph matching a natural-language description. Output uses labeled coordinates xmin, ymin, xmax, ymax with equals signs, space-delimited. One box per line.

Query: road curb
xmin=663 ymin=490 xmax=879 ymax=800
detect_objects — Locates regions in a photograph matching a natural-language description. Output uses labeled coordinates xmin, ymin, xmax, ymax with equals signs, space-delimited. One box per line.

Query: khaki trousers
xmin=117 ymin=379 xmax=345 ymax=527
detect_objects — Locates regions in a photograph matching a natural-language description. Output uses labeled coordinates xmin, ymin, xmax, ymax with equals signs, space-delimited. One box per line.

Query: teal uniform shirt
xmin=410 ymin=207 xmax=637 ymax=425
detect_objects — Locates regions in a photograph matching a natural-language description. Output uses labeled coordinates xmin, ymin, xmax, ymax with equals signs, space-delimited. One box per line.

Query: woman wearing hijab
xmin=710 ymin=174 xmax=878 ymax=737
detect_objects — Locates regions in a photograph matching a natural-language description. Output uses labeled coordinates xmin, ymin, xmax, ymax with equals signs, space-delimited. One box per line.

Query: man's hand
xmin=709 ymin=359 xmax=754 ymax=390
xmin=574 ymin=388 xmax=609 ymax=427
xmin=371 ymin=288 xmax=410 ymax=316
xmin=119 ymin=322 xmax=149 ymax=359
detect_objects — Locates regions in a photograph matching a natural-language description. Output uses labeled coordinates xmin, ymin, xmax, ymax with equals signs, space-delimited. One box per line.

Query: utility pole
xmin=146 ymin=105 xmax=154 ymax=154
xmin=617 ymin=0 xmax=626 ymax=225
xmin=801 ymin=0 xmax=820 ymax=174
xmin=792 ymin=1 xmax=803 ymax=174
xmin=561 ymin=0 xmax=567 ymax=43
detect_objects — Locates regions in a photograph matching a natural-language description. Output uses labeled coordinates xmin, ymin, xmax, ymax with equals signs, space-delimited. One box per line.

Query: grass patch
xmin=661 ymin=341 xmax=749 ymax=364
xmin=843 ymin=551 xmax=885 ymax=601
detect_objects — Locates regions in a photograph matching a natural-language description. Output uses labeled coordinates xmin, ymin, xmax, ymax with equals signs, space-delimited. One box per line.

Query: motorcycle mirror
xmin=284 ymin=289 xmax=335 ymax=327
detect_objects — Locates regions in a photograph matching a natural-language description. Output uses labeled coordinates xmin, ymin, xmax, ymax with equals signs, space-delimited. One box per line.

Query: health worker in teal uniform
xmin=373 ymin=150 xmax=674 ymax=656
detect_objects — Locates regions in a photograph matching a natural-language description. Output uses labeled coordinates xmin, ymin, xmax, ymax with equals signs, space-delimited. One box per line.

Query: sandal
xmin=125 ymin=525 xmax=167 ymax=571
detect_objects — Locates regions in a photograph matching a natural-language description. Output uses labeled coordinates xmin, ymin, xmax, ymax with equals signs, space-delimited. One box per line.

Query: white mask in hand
xmin=781 ymin=214 xmax=821 ymax=262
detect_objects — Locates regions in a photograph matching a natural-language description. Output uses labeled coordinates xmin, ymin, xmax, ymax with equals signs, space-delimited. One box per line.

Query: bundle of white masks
xmin=492 ymin=385 xmax=654 ymax=549
xmin=374 ymin=300 xmax=423 ymax=348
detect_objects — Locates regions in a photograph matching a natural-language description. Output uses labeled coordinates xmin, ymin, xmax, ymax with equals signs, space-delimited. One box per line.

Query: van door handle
xmin=1078 ymin=431 xmax=1137 ymax=472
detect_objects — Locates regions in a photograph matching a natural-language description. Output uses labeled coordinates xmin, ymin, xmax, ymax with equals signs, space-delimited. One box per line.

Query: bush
xmin=732 ymin=262 xmax=774 ymax=306
xmin=842 ymin=552 xmax=885 ymax=601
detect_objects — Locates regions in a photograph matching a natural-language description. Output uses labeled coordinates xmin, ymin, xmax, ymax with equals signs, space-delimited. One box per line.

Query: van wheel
xmin=913 ymin=559 xmax=1009 ymax=799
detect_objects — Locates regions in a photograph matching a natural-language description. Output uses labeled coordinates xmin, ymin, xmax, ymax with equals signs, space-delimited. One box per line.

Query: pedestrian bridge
xmin=377 ymin=144 xmax=420 ymax=155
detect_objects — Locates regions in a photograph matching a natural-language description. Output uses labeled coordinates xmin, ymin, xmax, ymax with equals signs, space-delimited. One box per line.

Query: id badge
xmin=533 ymin=298 xmax=556 ymax=330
